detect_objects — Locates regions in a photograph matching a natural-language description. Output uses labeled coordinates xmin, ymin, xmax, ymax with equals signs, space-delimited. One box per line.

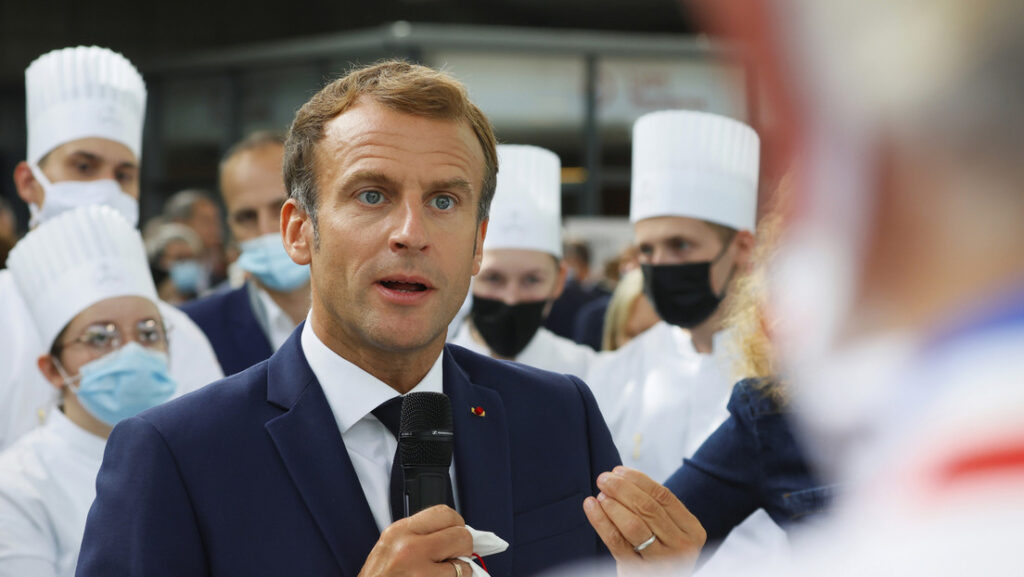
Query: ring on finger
xmin=451 ymin=560 xmax=463 ymax=577
xmin=634 ymin=533 xmax=657 ymax=553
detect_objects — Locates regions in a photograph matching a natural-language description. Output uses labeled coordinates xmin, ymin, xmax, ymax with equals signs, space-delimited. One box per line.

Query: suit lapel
xmin=264 ymin=326 xmax=379 ymax=577
xmin=444 ymin=348 xmax=514 ymax=577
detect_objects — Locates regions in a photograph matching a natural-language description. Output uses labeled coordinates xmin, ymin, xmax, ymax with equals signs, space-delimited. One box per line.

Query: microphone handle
xmin=403 ymin=464 xmax=450 ymax=517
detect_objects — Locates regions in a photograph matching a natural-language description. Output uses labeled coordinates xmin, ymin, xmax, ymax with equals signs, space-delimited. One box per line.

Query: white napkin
xmin=457 ymin=526 xmax=509 ymax=576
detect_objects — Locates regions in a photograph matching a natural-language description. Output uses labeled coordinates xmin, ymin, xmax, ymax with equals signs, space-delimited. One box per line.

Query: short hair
xmin=219 ymin=131 xmax=286 ymax=190
xmin=163 ymin=189 xmax=218 ymax=223
xmin=283 ymin=60 xmax=498 ymax=241
xmin=563 ymin=240 xmax=592 ymax=267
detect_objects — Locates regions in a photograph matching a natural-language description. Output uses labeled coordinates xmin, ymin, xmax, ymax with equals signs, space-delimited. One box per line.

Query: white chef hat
xmin=7 ymin=205 xmax=157 ymax=350
xmin=484 ymin=144 xmax=563 ymax=258
xmin=630 ymin=110 xmax=760 ymax=231
xmin=25 ymin=46 xmax=147 ymax=166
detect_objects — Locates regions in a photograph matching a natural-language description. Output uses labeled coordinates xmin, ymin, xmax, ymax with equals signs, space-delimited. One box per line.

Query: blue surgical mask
xmin=57 ymin=342 xmax=178 ymax=427
xmin=169 ymin=259 xmax=204 ymax=293
xmin=236 ymin=232 xmax=310 ymax=292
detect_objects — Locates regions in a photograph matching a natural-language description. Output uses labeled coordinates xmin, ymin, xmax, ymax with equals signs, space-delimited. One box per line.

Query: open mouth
xmin=379 ymin=280 xmax=429 ymax=293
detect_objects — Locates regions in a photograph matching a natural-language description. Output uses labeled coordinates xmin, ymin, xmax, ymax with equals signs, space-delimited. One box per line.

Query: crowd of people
xmin=1 ymin=0 xmax=1023 ymax=575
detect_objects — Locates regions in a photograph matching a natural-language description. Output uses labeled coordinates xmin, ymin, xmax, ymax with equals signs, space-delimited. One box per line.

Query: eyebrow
xmin=66 ymin=150 xmax=138 ymax=171
xmin=339 ymin=170 xmax=473 ymax=195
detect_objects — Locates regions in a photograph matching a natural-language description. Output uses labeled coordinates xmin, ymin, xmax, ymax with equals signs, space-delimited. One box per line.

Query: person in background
xmin=144 ymin=222 xmax=204 ymax=305
xmin=0 ymin=197 xmax=16 ymax=268
xmin=0 ymin=206 xmax=179 ymax=577
xmin=450 ymin=144 xmax=596 ymax=377
xmin=584 ymin=110 xmax=789 ymax=570
xmin=574 ymin=245 xmax=644 ymax=350
xmin=163 ymin=189 xmax=225 ymax=288
xmin=179 ymin=132 xmax=310 ymax=376
xmin=600 ymin=268 xmax=659 ymax=352
xmin=544 ymin=238 xmax=609 ymax=340
xmin=0 ymin=46 xmax=222 ymax=452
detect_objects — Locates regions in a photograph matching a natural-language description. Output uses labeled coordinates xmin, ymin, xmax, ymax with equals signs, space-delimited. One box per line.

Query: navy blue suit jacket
xmin=179 ymin=283 xmax=274 ymax=376
xmin=76 ymin=326 xmax=621 ymax=577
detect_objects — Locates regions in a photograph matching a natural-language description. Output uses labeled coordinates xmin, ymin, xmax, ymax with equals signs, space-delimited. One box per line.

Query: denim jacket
xmin=664 ymin=378 xmax=835 ymax=543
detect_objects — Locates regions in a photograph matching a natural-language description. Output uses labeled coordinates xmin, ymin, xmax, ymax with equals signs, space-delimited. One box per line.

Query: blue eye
xmin=358 ymin=190 xmax=384 ymax=205
xmin=430 ymin=195 xmax=454 ymax=211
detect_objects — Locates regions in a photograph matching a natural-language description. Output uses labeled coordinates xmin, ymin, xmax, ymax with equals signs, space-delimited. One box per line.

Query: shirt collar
xmin=300 ymin=314 xmax=444 ymax=434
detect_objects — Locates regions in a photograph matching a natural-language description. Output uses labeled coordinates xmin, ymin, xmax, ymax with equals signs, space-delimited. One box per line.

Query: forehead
xmin=64 ymin=296 xmax=161 ymax=336
xmin=633 ymin=215 xmax=719 ymax=244
xmin=480 ymin=248 xmax=558 ymax=272
xmin=44 ymin=137 xmax=137 ymax=167
xmin=316 ymin=98 xmax=485 ymax=187
xmin=222 ymin=145 xmax=287 ymax=205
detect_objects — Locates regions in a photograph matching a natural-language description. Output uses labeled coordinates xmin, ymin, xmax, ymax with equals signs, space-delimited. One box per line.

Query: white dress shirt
xmin=300 ymin=318 xmax=458 ymax=533
xmin=0 ymin=409 xmax=105 ymax=577
xmin=0 ymin=270 xmax=224 ymax=452
xmin=255 ymin=286 xmax=298 ymax=352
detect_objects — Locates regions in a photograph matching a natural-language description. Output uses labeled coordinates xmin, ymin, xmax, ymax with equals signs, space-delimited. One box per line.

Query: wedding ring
xmin=451 ymin=560 xmax=463 ymax=577
xmin=633 ymin=533 xmax=657 ymax=553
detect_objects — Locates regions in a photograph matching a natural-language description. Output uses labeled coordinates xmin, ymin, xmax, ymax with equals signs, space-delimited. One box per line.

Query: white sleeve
xmin=0 ymin=469 xmax=58 ymax=577
xmin=0 ymin=273 xmax=53 ymax=452
xmin=157 ymin=303 xmax=224 ymax=395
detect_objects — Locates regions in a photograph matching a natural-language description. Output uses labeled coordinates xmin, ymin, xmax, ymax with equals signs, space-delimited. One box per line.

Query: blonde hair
xmin=602 ymin=268 xmax=646 ymax=351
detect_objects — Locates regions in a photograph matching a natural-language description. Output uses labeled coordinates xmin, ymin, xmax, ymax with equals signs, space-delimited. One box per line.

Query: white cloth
xmin=0 ymin=270 xmax=224 ymax=451
xmin=450 ymin=323 xmax=596 ymax=378
xmin=300 ymin=318 xmax=458 ymax=533
xmin=460 ymin=526 xmax=509 ymax=577
xmin=585 ymin=321 xmax=789 ymax=571
xmin=0 ymin=410 xmax=105 ymax=577
xmin=255 ymin=287 xmax=297 ymax=352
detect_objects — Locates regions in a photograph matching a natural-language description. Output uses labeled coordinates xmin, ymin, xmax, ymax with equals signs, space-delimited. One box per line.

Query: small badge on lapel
xmin=470 ymin=406 xmax=486 ymax=417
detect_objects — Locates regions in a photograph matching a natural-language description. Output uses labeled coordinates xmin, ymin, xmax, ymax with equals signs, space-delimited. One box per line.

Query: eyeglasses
xmin=60 ymin=319 xmax=170 ymax=354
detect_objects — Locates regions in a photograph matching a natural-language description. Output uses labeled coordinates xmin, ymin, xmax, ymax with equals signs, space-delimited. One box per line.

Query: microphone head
xmin=399 ymin=392 xmax=454 ymax=467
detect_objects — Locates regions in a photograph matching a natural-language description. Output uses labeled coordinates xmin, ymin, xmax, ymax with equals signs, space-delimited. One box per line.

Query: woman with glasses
xmin=0 ymin=206 xmax=178 ymax=577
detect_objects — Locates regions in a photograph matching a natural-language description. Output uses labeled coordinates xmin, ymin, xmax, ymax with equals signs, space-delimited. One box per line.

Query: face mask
xmin=169 ymin=259 xmax=204 ymax=294
xmin=236 ymin=233 xmax=310 ymax=292
xmin=642 ymin=248 xmax=734 ymax=329
xmin=470 ymin=296 xmax=548 ymax=359
xmin=28 ymin=164 xmax=139 ymax=228
xmin=56 ymin=342 xmax=177 ymax=427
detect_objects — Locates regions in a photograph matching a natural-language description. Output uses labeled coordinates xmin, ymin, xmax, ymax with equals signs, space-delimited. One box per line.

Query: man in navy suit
xmin=180 ymin=132 xmax=311 ymax=375
xmin=76 ymin=61 xmax=626 ymax=577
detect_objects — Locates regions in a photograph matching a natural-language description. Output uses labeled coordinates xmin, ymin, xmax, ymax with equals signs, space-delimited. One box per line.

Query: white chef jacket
xmin=0 ymin=270 xmax=224 ymax=451
xmin=584 ymin=320 xmax=789 ymax=573
xmin=0 ymin=409 xmax=105 ymax=577
xmin=301 ymin=318 xmax=458 ymax=533
xmin=450 ymin=322 xmax=596 ymax=378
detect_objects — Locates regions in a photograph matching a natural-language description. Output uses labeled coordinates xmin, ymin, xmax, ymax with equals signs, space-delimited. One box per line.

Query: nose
xmin=389 ymin=199 xmax=429 ymax=253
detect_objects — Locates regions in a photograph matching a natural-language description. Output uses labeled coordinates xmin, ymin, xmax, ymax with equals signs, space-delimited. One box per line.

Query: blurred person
xmin=0 ymin=46 xmax=222 ymax=451
xmin=574 ymin=245 xmax=644 ymax=350
xmin=163 ymin=189 xmax=223 ymax=289
xmin=0 ymin=206 xmax=179 ymax=577
xmin=77 ymin=60 xmax=623 ymax=577
xmin=600 ymin=268 xmax=659 ymax=352
xmin=144 ymin=222 xmax=204 ymax=305
xmin=584 ymin=110 xmax=789 ymax=569
xmin=179 ymin=133 xmax=311 ymax=375
xmin=450 ymin=144 xmax=597 ymax=376
xmin=545 ymin=238 xmax=610 ymax=340
xmin=0 ymin=197 xmax=16 ymax=268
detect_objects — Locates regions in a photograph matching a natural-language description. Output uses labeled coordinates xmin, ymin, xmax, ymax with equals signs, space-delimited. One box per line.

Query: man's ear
xmin=13 ymin=161 xmax=43 ymax=207
xmin=471 ymin=218 xmax=489 ymax=276
xmin=731 ymin=229 xmax=757 ymax=273
xmin=281 ymin=198 xmax=312 ymax=266
xmin=37 ymin=355 xmax=65 ymax=391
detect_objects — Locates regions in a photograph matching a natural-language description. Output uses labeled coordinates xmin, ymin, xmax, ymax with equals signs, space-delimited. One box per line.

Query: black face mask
xmin=470 ymin=296 xmax=548 ymax=359
xmin=642 ymin=257 xmax=731 ymax=329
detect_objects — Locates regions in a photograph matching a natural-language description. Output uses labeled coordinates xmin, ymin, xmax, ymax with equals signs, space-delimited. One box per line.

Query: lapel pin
xmin=470 ymin=406 xmax=486 ymax=417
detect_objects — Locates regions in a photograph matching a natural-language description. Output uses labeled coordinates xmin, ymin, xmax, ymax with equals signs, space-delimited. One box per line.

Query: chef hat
xmin=7 ymin=205 xmax=157 ymax=350
xmin=484 ymin=144 xmax=563 ymax=258
xmin=630 ymin=110 xmax=760 ymax=231
xmin=25 ymin=46 xmax=147 ymax=165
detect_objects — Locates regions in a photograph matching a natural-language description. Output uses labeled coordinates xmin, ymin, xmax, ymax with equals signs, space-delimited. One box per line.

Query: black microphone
xmin=399 ymin=392 xmax=454 ymax=517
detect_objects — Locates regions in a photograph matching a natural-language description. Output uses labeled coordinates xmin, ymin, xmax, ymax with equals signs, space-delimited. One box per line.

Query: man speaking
xmin=76 ymin=61 xmax=622 ymax=577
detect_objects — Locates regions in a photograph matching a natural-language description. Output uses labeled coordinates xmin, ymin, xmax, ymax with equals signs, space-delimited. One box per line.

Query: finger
xmin=583 ymin=496 xmax=640 ymax=562
xmin=434 ymin=558 xmax=474 ymax=577
xmin=597 ymin=472 xmax=680 ymax=540
xmin=598 ymin=495 xmax=702 ymax=562
xmin=405 ymin=505 xmax=466 ymax=535
xmin=421 ymin=526 xmax=474 ymax=562
xmin=595 ymin=492 xmax=657 ymax=550
xmin=611 ymin=467 xmax=706 ymax=543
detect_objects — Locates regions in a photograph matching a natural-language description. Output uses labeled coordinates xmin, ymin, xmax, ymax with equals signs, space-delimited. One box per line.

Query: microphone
xmin=399 ymin=392 xmax=454 ymax=517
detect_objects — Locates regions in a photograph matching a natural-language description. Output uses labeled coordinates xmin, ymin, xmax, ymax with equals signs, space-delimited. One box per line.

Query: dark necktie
xmin=371 ymin=396 xmax=456 ymax=523
xmin=371 ymin=396 xmax=405 ymax=523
